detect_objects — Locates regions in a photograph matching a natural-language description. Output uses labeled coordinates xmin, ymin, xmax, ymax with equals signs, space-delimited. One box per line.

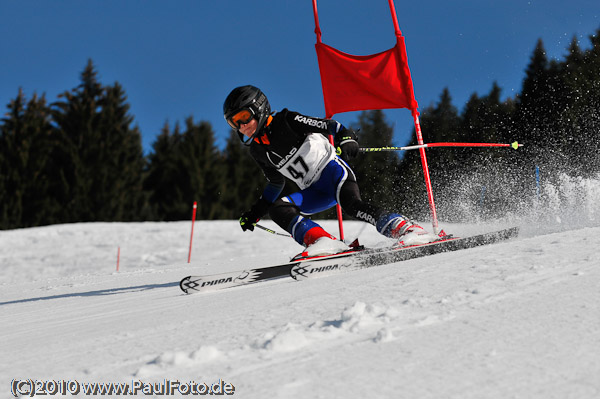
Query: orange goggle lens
xmin=227 ymin=109 xmax=254 ymax=129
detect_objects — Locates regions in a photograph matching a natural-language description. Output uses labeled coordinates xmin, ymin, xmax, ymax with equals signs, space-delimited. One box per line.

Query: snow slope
xmin=1 ymin=177 xmax=600 ymax=398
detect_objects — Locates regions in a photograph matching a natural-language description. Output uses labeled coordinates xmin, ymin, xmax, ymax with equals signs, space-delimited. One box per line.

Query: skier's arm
xmin=284 ymin=110 xmax=358 ymax=159
xmin=284 ymin=110 xmax=333 ymax=137
xmin=262 ymin=179 xmax=285 ymax=203
xmin=239 ymin=154 xmax=285 ymax=232
xmin=333 ymin=126 xmax=359 ymax=161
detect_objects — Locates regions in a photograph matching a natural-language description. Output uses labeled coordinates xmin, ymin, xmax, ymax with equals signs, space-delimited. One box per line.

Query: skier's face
xmin=239 ymin=118 xmax=258 ymax=138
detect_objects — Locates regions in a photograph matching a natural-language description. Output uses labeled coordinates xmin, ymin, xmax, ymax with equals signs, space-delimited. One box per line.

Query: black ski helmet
xmin=223 ymin=85 xmax=271 ymax=145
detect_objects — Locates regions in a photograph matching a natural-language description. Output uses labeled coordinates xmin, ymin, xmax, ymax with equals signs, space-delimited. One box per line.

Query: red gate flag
xmin=316 ymin=40 xmax=418 ymax=118
xmin=313 ymin=0 xmax=418 ymax=118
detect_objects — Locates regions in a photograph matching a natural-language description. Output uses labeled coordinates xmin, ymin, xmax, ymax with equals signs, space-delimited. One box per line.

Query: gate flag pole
xmin=387 ymin=0 xmax=439 ymax=233
xmin=312 ymin=0 xmax=345 ymax=241
xmin=312 ymin=0 xmax=441 ymax=234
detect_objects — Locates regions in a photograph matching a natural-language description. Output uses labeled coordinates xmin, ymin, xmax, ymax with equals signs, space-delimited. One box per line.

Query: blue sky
xmin=1 ymin=0 xmax=598 ymax=154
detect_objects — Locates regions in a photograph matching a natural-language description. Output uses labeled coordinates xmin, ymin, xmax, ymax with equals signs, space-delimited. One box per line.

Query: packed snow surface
xmin=1 ymin=211 xmax=599 ymax=397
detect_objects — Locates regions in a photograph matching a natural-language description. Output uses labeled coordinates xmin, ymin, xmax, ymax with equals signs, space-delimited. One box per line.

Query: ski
xmin=180 ymin=226 xmax=519 ymax=294
xmin=180 ymin=262 xmax=293 ymax=293
xmin=179 ymin=247 xmax=361 ymax=294
xmin=290 ymin=226 xmax=519 ymax=280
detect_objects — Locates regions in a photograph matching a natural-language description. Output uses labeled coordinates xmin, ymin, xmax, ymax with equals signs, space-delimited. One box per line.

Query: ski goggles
xmin=226 ymin=108 xmax=255 ymax=130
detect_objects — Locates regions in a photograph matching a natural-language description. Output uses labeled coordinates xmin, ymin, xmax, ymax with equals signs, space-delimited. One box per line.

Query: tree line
xmin=1 ymin=29 xmax=599 ymax=230
xmin=393 ymin=30 xmax=600 ymax=221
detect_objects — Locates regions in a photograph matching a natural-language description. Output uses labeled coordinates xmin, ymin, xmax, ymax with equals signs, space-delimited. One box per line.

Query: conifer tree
xmin=0 ymin=90 xmax=56 ymax=228
xmin=580 ymin=29 xmax=600 ymax=174
xmin=178 ymin=117 xmax=226 ymax=220
xmin=220 ymin=130 xmax=264 ymax=219
xmin=51 ymin=59 xmax=146 ymax=222
xmin=350 ymin=110 xmax=401 ymax=211
xmin=420 ymin=87 xmax=461 ymax=172
xmin=562 ymin=31 xmax=600 ymax=175
xmin=455 ymin=84 xmax=520 ymax=218
xmin=145 ymin=118 xmax=224 ymax=220
xmin=396 ymin=89 xmax=461 ymax=218
xmin=459 ymin=83 xmax=515 ymax=168
xmin=515 ymin=39 xmax=554 ymax=168
xmin=144 ymin=122 xmax=182 ymax=220
xmin=97 ymin=82 xmax=147 ymax=220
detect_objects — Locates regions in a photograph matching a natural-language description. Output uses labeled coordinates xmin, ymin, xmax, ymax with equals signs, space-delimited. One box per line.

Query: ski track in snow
xmin=1 ymin=217 xmax=599 ymax=398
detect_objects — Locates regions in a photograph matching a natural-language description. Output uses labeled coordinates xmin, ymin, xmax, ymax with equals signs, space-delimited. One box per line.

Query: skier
xmin=224 ymin=85 xmax=436 ymax=256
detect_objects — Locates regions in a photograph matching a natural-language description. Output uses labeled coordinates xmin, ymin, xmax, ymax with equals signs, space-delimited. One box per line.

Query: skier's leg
xmin=269 ymin=159 xmax=346 ymax=247
xmin=269 ymin=198 xmax=335 ymax=246
xmin=337 ymin=178 xmax=407 ymax=237
xmin=337 ymin=167 xmax=433 ymax=242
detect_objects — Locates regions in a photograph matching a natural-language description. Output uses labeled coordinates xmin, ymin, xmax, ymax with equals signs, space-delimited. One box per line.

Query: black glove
xmin=239 ymin=198 xmax=271 ymax=232
xmin=335 ymin=128 xmax=359 ymax=162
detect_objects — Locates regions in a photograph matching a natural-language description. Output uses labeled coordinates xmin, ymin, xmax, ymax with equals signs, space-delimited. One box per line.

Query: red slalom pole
xmin=425 ymin=142 xmax=521 ymax=149
xmin=315 ymin=0 xmax=344 ymax=241
xmin=359 ymin=141 xmax=523 ymax=152
xmin=188 ymin=202 xmax=197 ymax=263
xmin=412 ymin=112 xmax=440 ymax=235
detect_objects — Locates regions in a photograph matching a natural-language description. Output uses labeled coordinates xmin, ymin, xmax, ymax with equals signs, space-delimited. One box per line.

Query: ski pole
xmin=360 ymin=141 xmax=522 ymax=152
xmin=255 ymin=223 xmax=292 ymax=237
